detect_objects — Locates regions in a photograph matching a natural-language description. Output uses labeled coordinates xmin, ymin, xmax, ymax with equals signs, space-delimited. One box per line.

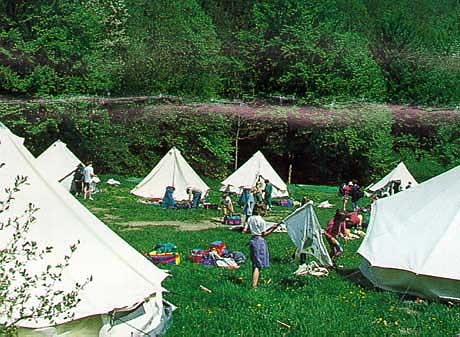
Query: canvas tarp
xmin=0 ymin=123 xmax=171 ymax=333
xmin=367 ymin=162 xmax=418 ymax=193
xmin=283 ymin=202 xmax=333 ymax=267
xmin=36 ymin=140 xmax=83 ymax=192
xmin=358 ymin=164 xmax=460 ymax=301
xmin=131 ymin=147 xmax=209 ymax=201
xmin=220 ymin=151 xmax=288 ymax=198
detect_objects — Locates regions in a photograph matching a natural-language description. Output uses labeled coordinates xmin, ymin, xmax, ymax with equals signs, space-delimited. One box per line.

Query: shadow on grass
xmin=335 ymin=267 xmax=379 ymax=292
xmin=278 ymin=275 xmax=309 ymax=290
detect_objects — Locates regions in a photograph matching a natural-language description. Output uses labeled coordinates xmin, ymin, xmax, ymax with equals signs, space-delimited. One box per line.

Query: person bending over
xmin=324 ymin=210 xmax=349 ymax=263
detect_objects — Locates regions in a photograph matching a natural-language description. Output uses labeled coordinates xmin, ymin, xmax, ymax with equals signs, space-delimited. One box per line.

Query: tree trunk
xmin=234 ymin=114 xmax=241 ymax=170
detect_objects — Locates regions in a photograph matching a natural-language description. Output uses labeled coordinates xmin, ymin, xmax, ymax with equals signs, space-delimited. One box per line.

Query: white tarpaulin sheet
xmin=283 ymin=202 xmax=333 ymax=267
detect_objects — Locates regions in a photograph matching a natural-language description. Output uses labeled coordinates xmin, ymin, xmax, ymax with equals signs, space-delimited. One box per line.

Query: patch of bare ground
xmin=102 ymin=214 xmax=121 ymax=221
xmin=119 ymin=220 xmax=226 ymax=231
xmin=90 ymin=207 xmax=110 ymax=212
xmin=114 ymin=196 xmax=129 ymax=200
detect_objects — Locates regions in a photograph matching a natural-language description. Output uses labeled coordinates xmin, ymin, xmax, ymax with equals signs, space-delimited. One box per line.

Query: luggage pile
xmin=189 ymin=241 xmax=246 ymax=269
xmin=146 ymin=242 xmax=180 ymax=265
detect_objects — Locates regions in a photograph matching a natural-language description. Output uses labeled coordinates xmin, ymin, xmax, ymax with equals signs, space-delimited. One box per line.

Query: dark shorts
xmin=249 ymin=236 xmax=269 ymax=269
xmin=83 ymin=182 xmax=91 ymax=189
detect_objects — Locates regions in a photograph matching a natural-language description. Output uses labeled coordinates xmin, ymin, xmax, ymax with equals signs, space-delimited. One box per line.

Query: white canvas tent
xmin=283 ymin=202 xmax=333 ymax=267
xmin=36 ymin=139 xmax=83 ymax=192
xmin=220 ymin=151 xmax=289 ymax=198
xmin=358 ymin=165 xmax=460 ymax=301
xmin=367 ymin=162 xmax=418 ymax=193
xmin=131 ymin=147 xmax=209 ymax=201
xmin=0 ymin=123 xmax=172 ymax=336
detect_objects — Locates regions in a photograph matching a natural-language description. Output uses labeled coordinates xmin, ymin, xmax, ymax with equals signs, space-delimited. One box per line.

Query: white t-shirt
xmin=83 ymin=165 xmax=94 ymax=183
xmin=247 ymin=215 xmax=269 ymax=236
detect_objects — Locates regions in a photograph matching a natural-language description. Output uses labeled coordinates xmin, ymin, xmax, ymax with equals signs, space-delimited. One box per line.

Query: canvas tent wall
xmin=283 ymin=202 xmax=333 ymax=267
xmin=36 ymin=139 xmax=83 ymax=192
xmin=358 ymin=164 xmax=460 ymax=301
xmin=220 ymin=151 xmax=289 ymax=198
xmin=0 ymin=123 xmax=172 ymax=336
xmin=131 ymin=147 xmax=210 ymax=201
xmin=367 ymin=162 xmax=417 ymax=193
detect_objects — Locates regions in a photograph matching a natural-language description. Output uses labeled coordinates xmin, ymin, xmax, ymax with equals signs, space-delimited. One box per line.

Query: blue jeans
xmin=192 ymin=191 xmax=202 ymax=208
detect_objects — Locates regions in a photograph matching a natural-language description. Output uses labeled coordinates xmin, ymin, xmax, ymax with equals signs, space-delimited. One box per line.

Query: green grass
xmin=83 ymin=175 xmax=460 ymax=337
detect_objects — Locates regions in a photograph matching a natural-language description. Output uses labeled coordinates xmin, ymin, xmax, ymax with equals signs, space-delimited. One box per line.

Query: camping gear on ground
xmin=175 ymin=202 xmax=191 ymax=209
xmin=153 ymin=242 xmax=177 ymax=253
xmin=107 ymin=178 xmax=121 ymax=186
xmin=220 ymin=151 xmax=289 ymax=198
xmin=293 ymin=261 xmax=329 ymax=277
xmin=366 ymin=162 xmax=418 ymax=196
xmin=228 ymin=251 xmax=246 ymax=264
xmin=223 ymin=214 xmax=242 ymax=225
xmin=189 ymin=241 xmax=245 ymax=268
xmin=279 ymin=199 xmax=294 ymax=207
xmin=36 ymin=139 xmax=83 ymax=193
xmin=147 ymin=252 xmax=180 ymax=265
xmin=210 ymin=241 xmax=226 ymax=255
xmin=283 ymin=201 xmax=333 ymax=267
xmin=0 ymin=123 xmax=173 ymax=336
xmin=189 ymin=249 xmax=208 ymax=263
xmin=317 ymin=200 xmax=334 ymax=208
xmin=91 ymin=175 xmax=101 ymax=195
xmin=359 ymin=164 xmax=460 ymax=301
xmin=131 ymin=147 xmax=209 ymax=201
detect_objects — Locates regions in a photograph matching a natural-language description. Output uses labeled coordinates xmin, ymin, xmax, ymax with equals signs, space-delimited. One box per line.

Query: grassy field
xmin=83 ymin=176 xmax=459 ymax=337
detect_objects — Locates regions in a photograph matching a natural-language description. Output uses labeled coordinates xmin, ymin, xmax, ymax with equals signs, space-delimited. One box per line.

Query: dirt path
xmin=118 ymin=220 xmax=226 ymax=231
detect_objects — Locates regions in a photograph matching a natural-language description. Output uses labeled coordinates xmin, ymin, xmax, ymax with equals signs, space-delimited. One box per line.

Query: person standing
xmin=350 ymin=180 xmax=362 ymax=211
xmin=72 ymin=163 xmax=85 ymax=196
xmin=239 ymin=187 xmax=254 ymax=224
xmin=340 ymin=182 xmax=352 ymax=211
xmin=83 ymin=163 xmax=95 ymax=200
xmin=263 ymin=179 xmax=273 ymax=210
xmin=246 ymin=208 xmax=280 ymax=288
xmin=162 ymin=186 xmax=176 ymax=209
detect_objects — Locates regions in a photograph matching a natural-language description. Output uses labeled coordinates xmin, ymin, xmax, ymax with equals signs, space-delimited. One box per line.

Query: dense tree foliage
xmin=1 ymin=0 xmax=460 ymax=104
xmin=1 ymin=100 xmax=458 ymax=184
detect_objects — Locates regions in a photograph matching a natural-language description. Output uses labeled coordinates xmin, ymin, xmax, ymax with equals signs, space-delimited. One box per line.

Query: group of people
xmin=323 ymin=209 xmax=365 ymax=264
xmin=233 ymin=178 xmax=273 ymax=222
xmin=338 ymin=180 xmax=363 ymax=211
xmin=63 ymin=162 xmax=97 ymax=200
xmin=162 ymin=186 xmax=206 ymax=209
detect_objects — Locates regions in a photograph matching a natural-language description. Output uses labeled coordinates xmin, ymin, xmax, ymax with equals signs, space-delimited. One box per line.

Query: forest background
xmin=1 ymin=0 xmax=460 ymax=184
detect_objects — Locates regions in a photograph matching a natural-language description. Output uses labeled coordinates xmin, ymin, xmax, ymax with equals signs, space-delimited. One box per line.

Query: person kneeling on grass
xmin=246 ymin=208 xmax=280 ymax=289
xmin=324 ymin=210 xmax=349 ymax=265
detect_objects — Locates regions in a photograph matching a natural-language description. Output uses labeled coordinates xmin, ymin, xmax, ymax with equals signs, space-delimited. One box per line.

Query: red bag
xmin=210 ymin=241 xmax=226 ymax=255
xmin=189 ymin=249 xmax=208 ymax=263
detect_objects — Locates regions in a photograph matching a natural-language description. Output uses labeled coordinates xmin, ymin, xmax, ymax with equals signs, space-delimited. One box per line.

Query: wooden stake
xmin=199 ymin=285 xmax=212 ymax=293
xmin=276 ymin=320 xmax=291 ymax=329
